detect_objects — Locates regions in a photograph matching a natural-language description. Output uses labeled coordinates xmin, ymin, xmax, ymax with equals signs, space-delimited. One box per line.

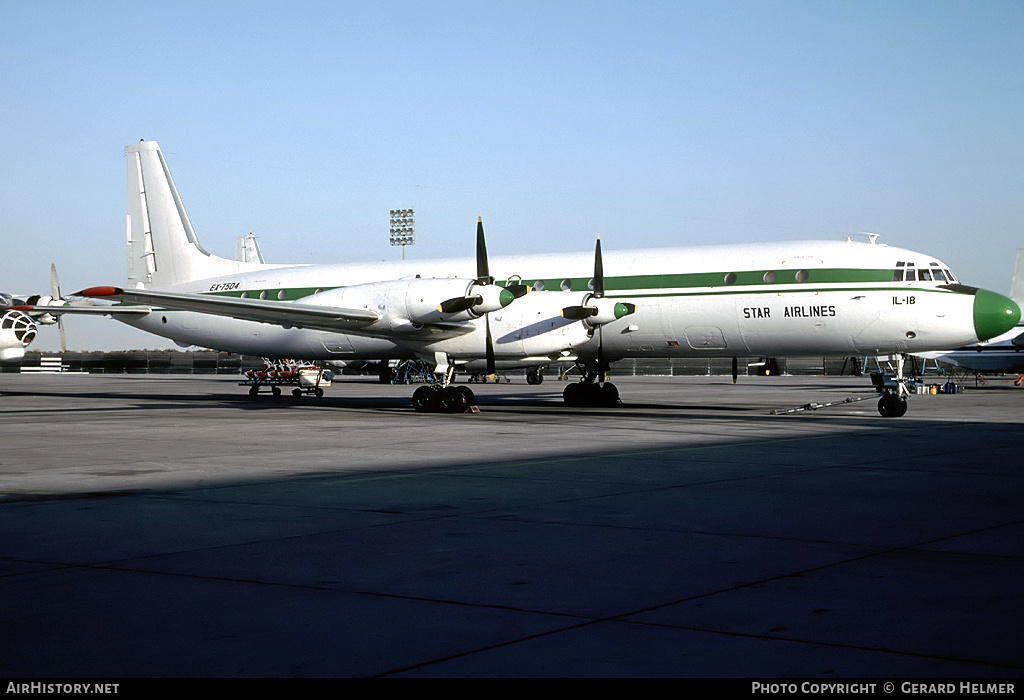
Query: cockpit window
xmin=892 ymin=269 xmax=904 ymax=282
xmin=945 ymin=269 xmax=957 ymax=282
xmin=919 ymin=270 xmax=932 ymax=282
xmin=932 ymin=269 xmax=947 ymax=282
xmin=905 ymin=269 xmax=916 ymax=281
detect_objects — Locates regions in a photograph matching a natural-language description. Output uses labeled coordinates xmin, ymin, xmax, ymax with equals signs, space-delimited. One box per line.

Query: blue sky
xmin=2 ymin=0 xmax=1023 ymax=350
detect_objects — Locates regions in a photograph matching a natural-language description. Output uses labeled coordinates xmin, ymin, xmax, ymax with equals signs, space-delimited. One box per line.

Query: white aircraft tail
xmin=126 ymin=140 xmax=266 ymax=289
xmin=1010 ymin=249 xmax=1024 ymax=306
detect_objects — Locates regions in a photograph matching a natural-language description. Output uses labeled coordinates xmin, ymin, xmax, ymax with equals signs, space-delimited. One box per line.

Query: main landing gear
xmin=412 ymin=384 xmax=477 ymax=414
xmin=410 ymin=353 xmax=479 ymax=414
xmin=562 ymin=362 xmax=620 ymax=407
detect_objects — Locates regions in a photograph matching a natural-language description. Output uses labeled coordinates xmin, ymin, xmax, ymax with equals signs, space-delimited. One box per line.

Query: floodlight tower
xmin=389 ymin=209 xmax=415 ymax=260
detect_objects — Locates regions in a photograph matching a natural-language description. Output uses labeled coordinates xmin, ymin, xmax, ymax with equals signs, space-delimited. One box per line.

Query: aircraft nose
xmin=974 ymin=289 xmax=1021 ymax=341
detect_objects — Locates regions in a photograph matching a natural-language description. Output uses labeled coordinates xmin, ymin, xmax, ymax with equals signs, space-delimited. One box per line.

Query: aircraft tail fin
xmin=1011 ymin=249 xmax=1024 ymax=306
xmin=126 ymin=140 xmax=265 ymax=289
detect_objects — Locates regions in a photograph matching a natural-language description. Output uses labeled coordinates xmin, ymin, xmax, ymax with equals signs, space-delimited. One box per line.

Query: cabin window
xmin=763 ymin=271 xmax=777 ymax=283
xmin=240 ymin=291 xmax=250 ymax=298
xmin=587 ymin=278 xmax=595 ymax=291
xmin=259 ymin=291 xmax=268 ymax=300
xmin=560 ymin=279 xmax=572 ymax=291
xmin=277 ymin=290 xmax=287 ymax=300
xmin=795 ymin=269 xmax=809 ymax=283
xmin=533 ymin=280 xmax=545 ymax=291
xmin=724 ymin=272 xmax=737 ymax=285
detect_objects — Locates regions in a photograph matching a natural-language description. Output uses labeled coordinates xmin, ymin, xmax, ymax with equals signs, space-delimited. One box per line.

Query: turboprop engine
xmin=0 ymin=309 xmax=38 ymax=361
xmin=299 ymin=277 xmax=516 ymax=328
xmin=561 ymin=293 xmax=637 ymax=327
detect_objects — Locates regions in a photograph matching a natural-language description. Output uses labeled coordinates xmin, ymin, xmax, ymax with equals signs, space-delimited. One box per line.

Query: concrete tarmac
xmin=0 ymin=373 xmax=1022 ymax=677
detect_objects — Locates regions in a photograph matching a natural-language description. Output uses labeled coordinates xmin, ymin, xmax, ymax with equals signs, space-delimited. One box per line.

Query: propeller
xmin=438 ymin=219 xmax=528 ymax=315
xmin=560 ymin=236 xmax=637 ymax=385
xmin=51 ymin=263 xmax=67 ymax=352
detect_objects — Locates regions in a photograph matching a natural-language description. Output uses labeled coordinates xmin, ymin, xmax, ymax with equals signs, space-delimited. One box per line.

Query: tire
xmin=438 ymin=386 xmax=468 ymax=413
xmin=563 ymin=382 xmax=584 ymax=406
xmin=412 ymin=386 xmax=438 ymax=412
xmin=597 ymin=382 xmax=619 ymax=406
xmin=292 ymin=388 xmax=302 ymax=397
xmin=314 ymin=387 xmax=324 ymax=398
xmin=877 ymin=393 xmax=907 ymax=418
xmin=457 ymin=385 xmax=476 ymax=407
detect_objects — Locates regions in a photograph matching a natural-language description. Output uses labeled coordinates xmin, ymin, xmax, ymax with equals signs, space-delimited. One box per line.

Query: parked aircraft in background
xmin=1 ymin=265 xmax=149 ymax=360
xmin=29 ymin=140 xmax=1021 ymax=416
xmin=0 ymin=296 xmax=39 ymax=361
xmin=916 ymin=249 xmax=1024 ymax=375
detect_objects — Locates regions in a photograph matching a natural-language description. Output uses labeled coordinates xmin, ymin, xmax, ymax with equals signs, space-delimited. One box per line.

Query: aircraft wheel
xmin=877 ymin=393 xmax=908 ymax=418
xmin=597 ymin=382 xmax=619 ymax=407
xmin=438 ymin=386 xmax=467 ymax=413
xmin=526 ymin=369 xmax=543 ymax=385
xmin=457 ymin=385 xmax=476 ymax=407
xmin=563 ymin=382 xmax=584 ymax=406
xmin=412 ymin=386 xmax=438 ymax=413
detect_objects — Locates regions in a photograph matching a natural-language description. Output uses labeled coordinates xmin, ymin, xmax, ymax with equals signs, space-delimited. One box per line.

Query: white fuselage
xmin=118 ymin=239 xmax=985 ymax=368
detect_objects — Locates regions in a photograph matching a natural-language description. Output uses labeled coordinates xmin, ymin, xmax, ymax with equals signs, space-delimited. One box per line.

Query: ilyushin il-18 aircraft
xmin=31 ymin=140 xmax=1020 ymax=417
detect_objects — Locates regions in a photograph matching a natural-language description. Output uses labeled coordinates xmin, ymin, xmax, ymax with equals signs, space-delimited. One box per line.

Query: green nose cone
xmin=498 ymin=288 xmax=515 ymax=308
xmin=974 ymin=289 xmax=1021 ymax=341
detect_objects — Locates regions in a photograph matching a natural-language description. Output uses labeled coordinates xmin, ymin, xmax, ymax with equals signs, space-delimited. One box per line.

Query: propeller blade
xmin=485 ymin=315 xmax=496 ymax=375
xmin=505 ymin=283 xmax=530 ymax=299
xmin=561 ymin=306 xmax=598 ymax=320
xmin=593 ymin=236 xmax=605 ymax=297
xmin=50 ymin=263 xmax=61 ymax=300
xmin=438 ymin=295 xmax=483 ymax=314
xmin=51 ymin=264 xmax=67 ymax=352
xmin=476 ymin=217 xmax=492 ymax=285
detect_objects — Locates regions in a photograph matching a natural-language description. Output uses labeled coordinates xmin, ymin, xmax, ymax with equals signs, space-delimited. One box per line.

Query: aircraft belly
xmin=124 ymin=312 xmax=400 ymax=360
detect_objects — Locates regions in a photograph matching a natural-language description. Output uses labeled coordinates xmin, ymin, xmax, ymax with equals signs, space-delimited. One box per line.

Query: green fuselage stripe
xmin=204 ymin=267 xmax=954 ymax=303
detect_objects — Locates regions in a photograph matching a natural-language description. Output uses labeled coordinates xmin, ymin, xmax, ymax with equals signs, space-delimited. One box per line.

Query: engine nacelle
xmin=584 ymin=296 xmax=636 ymax=327
xmin=0 ymin=310 xmax=38 ymax=361
xmin=561 ymin=293 xmax=637 ymax=327
xmin=298 ymin=277 xmax=515 ymax=328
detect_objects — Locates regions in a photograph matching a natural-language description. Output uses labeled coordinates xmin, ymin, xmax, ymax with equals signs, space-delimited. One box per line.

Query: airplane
xmin=0 ymin=265 xmax=70 ymax=360
xmin=915 ymin=249 xmax=1024 ymax=375
xmin=0 ymin=265 xmax=150 ymax=361
xmin=0 ymin=296 xmax=39 ymax=361
xmin=45 ymin=139 xmax=1019 ymax=417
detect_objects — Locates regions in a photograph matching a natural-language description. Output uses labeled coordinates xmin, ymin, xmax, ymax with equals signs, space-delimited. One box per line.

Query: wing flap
xmin=76 ymin=287 xmax=379 ymax=332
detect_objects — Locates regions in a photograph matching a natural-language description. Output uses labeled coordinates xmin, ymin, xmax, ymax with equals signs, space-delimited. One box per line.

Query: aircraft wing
xmin=9 ymin=303 xmax=152 ymax=316
xmin=76 ymin=286 xmax=380 ymax=333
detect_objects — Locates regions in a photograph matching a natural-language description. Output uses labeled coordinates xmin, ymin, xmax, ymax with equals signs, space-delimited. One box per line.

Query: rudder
xmin=126 ymin=140 xmax=263 ymax=289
